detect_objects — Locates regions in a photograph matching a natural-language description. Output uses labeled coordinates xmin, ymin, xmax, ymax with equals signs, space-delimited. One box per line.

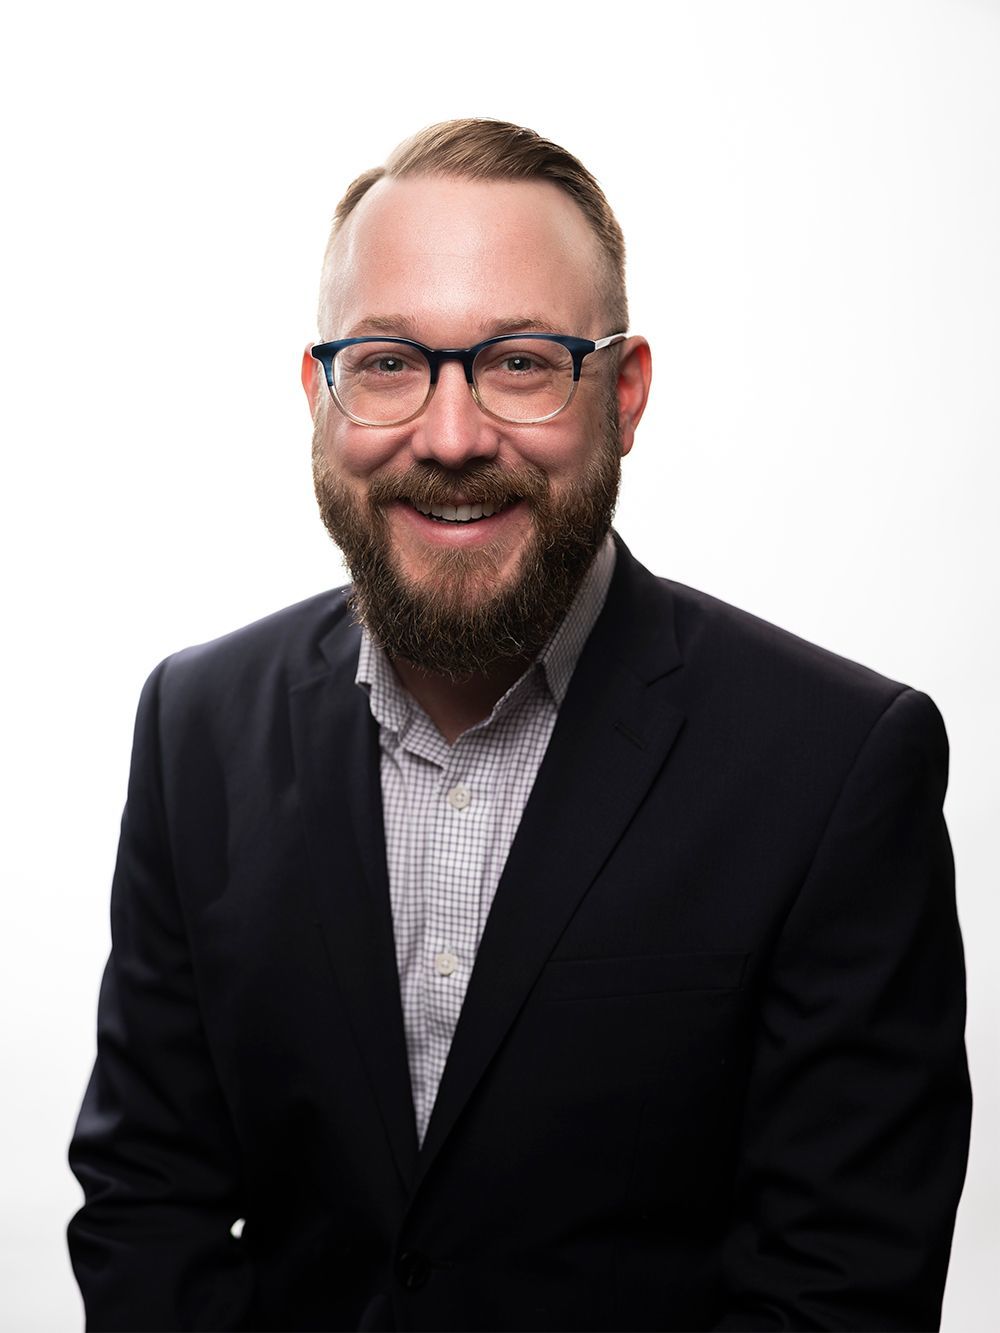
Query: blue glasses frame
xmin=310 ymin=332 xmax=626 ymax=426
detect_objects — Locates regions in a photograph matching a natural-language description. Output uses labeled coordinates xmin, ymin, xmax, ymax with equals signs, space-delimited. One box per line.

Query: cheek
xmin=510 ymin=420 xmax=605 ymax=488
xmin=318 ymin=416 xmax=409 ymax=482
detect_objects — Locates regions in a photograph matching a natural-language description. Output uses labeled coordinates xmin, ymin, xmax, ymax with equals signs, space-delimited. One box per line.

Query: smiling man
xmin=69 ymin=121 xmax=970 ymax=1332
xmin=308 ymin=168 xmax=646 ymax=732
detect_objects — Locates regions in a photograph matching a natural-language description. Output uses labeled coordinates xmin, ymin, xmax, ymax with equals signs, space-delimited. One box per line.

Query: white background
xmin=2 ymin=1 xmax=997 ymax=1328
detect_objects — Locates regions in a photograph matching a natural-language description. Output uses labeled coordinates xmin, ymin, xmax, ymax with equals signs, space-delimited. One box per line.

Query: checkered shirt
xmin=355 ymin=534 xmax=617 ymax=1143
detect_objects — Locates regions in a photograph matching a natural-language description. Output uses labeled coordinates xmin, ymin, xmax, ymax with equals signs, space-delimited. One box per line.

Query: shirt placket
xmin=417 ymin=732 xmax=487 ymax=1133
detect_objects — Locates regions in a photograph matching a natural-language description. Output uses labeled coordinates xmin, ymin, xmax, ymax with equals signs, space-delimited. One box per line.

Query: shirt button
xmin=434 ymin=950 xmax=458 ymax=977
xmin=446 ymin=783 xmax=471 ymax=811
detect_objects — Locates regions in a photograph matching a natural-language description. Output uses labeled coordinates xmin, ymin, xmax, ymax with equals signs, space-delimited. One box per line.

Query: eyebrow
xmin=346 ymin=314 xmax=564 ymax=342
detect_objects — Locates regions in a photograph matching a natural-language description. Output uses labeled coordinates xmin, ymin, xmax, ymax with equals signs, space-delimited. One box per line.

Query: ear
xmin=614 ymin=336 xmax=652 ymax=457
xmin=301 ymin=342 xmax=323 ymax=416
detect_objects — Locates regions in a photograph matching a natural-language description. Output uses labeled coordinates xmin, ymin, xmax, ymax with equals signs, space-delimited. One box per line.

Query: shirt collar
xmin=356 ymin=532 xmax=617 ymax=731
xmin=534 ymin=532 xmax=616 ymax=707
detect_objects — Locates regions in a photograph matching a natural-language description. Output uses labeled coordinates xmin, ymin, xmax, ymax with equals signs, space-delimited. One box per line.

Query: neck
xmin=392 ymin=654 xmax=532 ymax=745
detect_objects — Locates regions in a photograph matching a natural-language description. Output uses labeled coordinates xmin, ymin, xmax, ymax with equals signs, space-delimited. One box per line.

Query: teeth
xmin=412 ymin=501 xmax=502 ymax=523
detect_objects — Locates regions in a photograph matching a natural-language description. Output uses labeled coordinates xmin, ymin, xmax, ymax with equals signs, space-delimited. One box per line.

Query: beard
xmin=312 ymin=397 xmax=622 ymax=680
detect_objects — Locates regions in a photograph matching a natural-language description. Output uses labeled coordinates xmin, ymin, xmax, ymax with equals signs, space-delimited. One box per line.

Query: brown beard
xmin=312 ymin=399 xmax=622 ymax=680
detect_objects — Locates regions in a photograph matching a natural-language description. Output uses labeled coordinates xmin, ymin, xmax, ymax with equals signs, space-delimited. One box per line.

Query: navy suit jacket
xmin=69 ymin=537 xmax=971 ymax=1331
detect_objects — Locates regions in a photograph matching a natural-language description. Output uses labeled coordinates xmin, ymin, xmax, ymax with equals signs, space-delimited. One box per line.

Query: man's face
xmin=307 ymin=174 xmax=637 ymax=677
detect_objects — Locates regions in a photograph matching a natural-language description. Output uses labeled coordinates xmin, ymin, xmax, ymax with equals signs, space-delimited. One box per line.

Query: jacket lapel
xmin=288 ymin=619 xmax=418 ymax=1189
xmin=416 ymin=541 xmax=686 ymax=1183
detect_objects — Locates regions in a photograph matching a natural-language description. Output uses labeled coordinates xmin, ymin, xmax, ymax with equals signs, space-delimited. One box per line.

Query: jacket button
xmin=395 ymin=1249 xmax=431 ymax=1290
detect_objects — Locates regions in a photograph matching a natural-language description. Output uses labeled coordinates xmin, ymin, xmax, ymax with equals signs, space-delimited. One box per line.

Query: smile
xmin=410 ymin=500 xmax=516 ymax=524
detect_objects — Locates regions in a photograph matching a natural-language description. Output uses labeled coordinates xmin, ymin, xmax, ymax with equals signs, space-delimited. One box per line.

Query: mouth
xmin=409 ymin=498 xmax=519 ymax=524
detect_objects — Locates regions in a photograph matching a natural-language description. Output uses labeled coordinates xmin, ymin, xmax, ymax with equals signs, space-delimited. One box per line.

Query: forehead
xmin=321 ymin=174 xmax=606 ymax=341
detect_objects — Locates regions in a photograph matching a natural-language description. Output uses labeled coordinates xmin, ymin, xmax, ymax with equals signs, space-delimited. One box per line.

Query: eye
xmin=502 ymin=354 xmax=540 ymax=374
xmin=365 ymin=355 xmax=408 ymax=375
xmin=339 ymin=344 xmax=425 ymax=379
xmin=478 ymin=344 xmax=558 ymax=376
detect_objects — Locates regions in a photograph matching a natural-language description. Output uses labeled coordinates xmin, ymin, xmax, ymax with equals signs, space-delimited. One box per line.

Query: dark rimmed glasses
xmin=310 ymin=332 xmax=627 ymax=427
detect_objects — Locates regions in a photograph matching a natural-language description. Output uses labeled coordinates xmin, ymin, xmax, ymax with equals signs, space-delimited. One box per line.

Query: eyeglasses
xmin=310 ymin=332 xmax=627 ymax=427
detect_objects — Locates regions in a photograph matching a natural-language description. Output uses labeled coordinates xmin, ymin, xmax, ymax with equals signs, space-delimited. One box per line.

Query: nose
xmin=409 ymin=360 xmax=502 ymax=469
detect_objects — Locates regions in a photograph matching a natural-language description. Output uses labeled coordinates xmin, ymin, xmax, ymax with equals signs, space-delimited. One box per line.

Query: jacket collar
xmin=415 ymin=533 xmax=685 ymax=1183
xmin=291 ymin=533 xmax=685 ymax=1192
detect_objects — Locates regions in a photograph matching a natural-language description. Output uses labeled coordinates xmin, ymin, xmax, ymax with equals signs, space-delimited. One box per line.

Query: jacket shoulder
xmin=626 ymin=569 xmax=950 ymax=833
xmin=619 ymin=561 xmax=949 ymax=771
xmin=151 ymin=586 xmax=358 ymax=716
xmin=658 ymin=575 xmax=912 ymax=713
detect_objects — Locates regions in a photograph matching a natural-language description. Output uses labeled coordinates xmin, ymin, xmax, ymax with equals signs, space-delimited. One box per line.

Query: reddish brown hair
xmin=321 ymin=118 xmax=628 ymax=332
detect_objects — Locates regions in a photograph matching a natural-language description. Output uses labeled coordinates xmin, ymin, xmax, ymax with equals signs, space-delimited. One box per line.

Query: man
xmin=69 ymin=120 xmax=970 ymax=1332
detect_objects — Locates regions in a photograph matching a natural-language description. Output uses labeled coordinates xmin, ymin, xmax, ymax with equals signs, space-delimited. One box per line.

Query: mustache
xmin=366 ymin=460 xmax=549 ymax=511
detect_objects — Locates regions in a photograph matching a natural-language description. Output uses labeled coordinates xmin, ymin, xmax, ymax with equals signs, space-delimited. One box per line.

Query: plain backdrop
xmin=2 ymin=1 xmax=997 ymax=1328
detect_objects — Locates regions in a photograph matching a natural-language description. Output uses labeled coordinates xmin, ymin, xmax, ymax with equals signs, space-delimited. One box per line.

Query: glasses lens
xmin=332 ymin=342 xmax=430 ymax=425
xmin=473 ymin=338 xmax=574 ymax=423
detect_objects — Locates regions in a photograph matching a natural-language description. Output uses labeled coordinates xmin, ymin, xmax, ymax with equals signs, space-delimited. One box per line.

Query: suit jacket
xmin=68 ymin=537 xmax=971 ymax=1332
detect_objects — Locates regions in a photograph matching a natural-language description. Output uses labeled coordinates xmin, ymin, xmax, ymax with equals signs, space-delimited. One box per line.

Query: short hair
xmin=320 ymin=118 xmax=628 ymax=333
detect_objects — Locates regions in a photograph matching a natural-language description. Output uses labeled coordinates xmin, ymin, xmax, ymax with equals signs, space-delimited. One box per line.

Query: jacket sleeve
xmin=68 ymin=662 xmax=254 ymax=1332
xmin=715 ymin=688 xmax=971 ymax=1331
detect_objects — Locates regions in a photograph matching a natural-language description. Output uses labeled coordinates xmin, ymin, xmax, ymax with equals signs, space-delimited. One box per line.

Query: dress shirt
xmin=355 ymin=534 xmax=616 ymax=1142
